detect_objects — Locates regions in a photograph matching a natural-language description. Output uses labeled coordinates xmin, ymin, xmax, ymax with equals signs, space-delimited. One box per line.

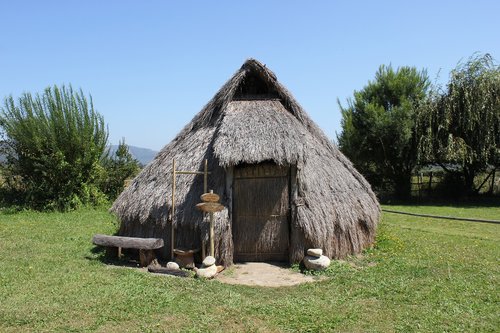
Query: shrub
xmin=0 ymin=85 xmax=108 ymax=210
xmin=99 ymin=139 xmax=140 ymax=200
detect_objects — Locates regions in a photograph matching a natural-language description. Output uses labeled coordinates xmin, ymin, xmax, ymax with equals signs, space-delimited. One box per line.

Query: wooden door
xmin=233 ymin=162 xmax=289 ymax=262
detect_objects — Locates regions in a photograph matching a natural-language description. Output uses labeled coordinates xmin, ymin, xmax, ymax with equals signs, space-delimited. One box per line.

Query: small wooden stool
xmin=173 ymin=248 xmax=200 ymax=269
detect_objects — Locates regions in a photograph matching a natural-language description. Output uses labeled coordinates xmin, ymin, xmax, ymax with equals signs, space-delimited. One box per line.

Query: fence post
xmin=428 ymin=172 xmax=433 ymax=195
xmin=490 ymin=169 xmax=496 ymax=194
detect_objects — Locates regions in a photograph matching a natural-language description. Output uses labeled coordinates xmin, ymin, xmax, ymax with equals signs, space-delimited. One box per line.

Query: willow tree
xmin=0 ymin=85 xmax=109 ymax=210
xmin=418 ymin=53 xmax=500 ymax=195
xmin=338 ymin=65 xmax=430 ymax=198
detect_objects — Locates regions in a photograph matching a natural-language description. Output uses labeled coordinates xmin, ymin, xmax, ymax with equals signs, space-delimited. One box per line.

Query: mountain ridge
xmin=108 ymin=145 xmax=158 ymax=166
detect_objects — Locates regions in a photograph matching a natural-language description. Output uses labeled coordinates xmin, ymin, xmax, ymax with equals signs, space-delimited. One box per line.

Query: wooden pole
xmin=210 ymin=212 xmax=214 ymax=257
xmin=209 ymin=189 xmax=215 ymax=257
xmin=490 ymin=169 xmax=496 ymax=194
xmin=204 ymin=159 xmax=208 ymax=194
xmin=171 ymin=159 xmax=176 ymax=260
xmin=204 ymin=159 xmax=208 ymax=257
xmin=428 ymin=171 xmax=433 ymax=195
xmin=176 ymin=171 xmax=208 ymax=175
xmin=170 ymin=159 xmax=211 ymax=260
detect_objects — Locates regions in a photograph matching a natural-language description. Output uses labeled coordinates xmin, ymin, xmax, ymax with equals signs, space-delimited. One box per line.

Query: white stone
xmin=196 ymin=263 xmax=218 ymax=279
xmin=166 ymin=261 xmax=180 ymax=270
xmin=303 ymin=255 xmax=331 ymax=271
xmin=202 ymin=256 xmax=216 ymax=267
xmin=307 ymin=248 xmax=323 ymax=257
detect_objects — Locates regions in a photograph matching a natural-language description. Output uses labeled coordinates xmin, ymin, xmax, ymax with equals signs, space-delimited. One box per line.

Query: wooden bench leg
xmin=105 ymin=247 xmax=123 ymax=259
xmin=139 ymin=249 xmax=156 ymax=267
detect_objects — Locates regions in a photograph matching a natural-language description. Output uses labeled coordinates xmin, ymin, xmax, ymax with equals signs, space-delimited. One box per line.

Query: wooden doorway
xmin=233 ymin=162 xmax=290 ymax=262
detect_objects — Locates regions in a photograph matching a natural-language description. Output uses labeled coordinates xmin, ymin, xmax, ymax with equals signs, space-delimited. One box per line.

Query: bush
xmin=0 ymin=85 xmax=108 ymax=210
xmin=99 ymin=139 xmax=140 ymax=200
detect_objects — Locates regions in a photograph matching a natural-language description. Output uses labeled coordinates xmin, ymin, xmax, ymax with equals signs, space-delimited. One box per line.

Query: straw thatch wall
xmin=111 ymin=59 xmax=380 ymax=266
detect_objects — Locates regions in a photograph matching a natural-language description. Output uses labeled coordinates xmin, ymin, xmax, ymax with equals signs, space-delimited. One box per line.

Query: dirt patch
xmin=104 ymin=260 xmax=325 ymax=287
xmin=216 ymin=262 xmax=322 ymax=287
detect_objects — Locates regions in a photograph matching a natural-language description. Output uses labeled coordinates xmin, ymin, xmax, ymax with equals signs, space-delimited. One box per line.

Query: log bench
xmin=92 ymin=234 xmax=164 ymax=267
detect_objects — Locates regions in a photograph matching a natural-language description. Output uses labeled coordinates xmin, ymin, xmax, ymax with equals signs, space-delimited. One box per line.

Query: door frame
xmin=229 ymin=162 xmax=293 ymax=262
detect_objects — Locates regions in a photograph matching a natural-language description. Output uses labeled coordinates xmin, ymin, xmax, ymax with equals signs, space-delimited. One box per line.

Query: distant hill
xmin=108 ymin=145 xmax=158 ymax=166
xmin=0 ymin=144 xmax=158 ymax=166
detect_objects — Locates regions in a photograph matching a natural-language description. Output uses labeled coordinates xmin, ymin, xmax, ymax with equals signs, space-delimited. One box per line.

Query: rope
xmin=382 ymin=209 xmax=500 ymax=225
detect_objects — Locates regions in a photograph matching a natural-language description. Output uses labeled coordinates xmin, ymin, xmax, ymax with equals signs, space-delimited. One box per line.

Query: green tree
xmin=418 ymin=53 xmax=500 ymax=195
xmin=0 ymin=85 xmax=108 ymax=210
xmin=100 ymin=139 xmax=140 ymax=200
xmin=338 ymin=65 xmax=430 ymax=198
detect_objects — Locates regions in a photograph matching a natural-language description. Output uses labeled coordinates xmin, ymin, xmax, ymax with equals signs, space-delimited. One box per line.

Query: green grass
xmin=0 ymin=205 xmax=499 ymax=332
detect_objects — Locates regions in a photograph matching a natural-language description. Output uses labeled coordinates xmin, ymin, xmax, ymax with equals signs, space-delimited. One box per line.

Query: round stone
xmin=307 ymin=248 xmax=323 ymax=257
xmin=166 ymin=261 xmax=180 ymax=270
xmin=303 ymin=255 xmax=331 ymax=271
xmin=196 ymin=264 xmax=218 ymax=279
xmin=202 ymin=256 xmax=216 ymax=267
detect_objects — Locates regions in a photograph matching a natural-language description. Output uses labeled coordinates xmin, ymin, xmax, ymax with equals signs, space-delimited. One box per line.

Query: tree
xmin=338 ymin=65 xmax=430 ymax=198
xmin=0 ymin=85 xmax=108 ymax=210
xmin=418 ymin=53 xmax=500 ymax=195
xmin=100 ymin=139 xmax=140 ymax=200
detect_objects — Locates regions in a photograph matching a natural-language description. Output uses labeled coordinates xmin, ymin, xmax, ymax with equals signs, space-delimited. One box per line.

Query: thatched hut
xmin=111 ymin=59 xmax=380 ymax=266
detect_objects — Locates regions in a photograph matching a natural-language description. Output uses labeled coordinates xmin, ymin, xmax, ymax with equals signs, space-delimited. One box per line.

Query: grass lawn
xmin=0 ymin=204 xmax=498 ymax=332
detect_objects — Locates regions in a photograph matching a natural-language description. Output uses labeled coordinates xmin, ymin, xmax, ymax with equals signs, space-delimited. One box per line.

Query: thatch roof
xmin=214 ymin=99 xmax=310 ymax=166
xmin=111 ymin=59 xmax=380 ymax=265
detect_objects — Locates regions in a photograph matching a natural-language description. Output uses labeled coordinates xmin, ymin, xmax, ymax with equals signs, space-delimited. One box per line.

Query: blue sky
xmin=1 ymin=1 xmax=499 ymax=151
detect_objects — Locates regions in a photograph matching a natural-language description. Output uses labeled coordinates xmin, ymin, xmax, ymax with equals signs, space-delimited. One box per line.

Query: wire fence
xmin=382 ymin=208 xmax=500 ymax=224
xmin=410 ymin=169 xmax=499 ymax=198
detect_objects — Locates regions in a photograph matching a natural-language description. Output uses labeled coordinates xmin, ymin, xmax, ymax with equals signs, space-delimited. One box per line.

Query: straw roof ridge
xmin=169 ymin=59 xmax=340 ymax=158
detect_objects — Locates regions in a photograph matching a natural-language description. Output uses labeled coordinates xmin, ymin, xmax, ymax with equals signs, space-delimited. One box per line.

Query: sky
xmin=1 ymin=1 xmax=499 ymax=151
